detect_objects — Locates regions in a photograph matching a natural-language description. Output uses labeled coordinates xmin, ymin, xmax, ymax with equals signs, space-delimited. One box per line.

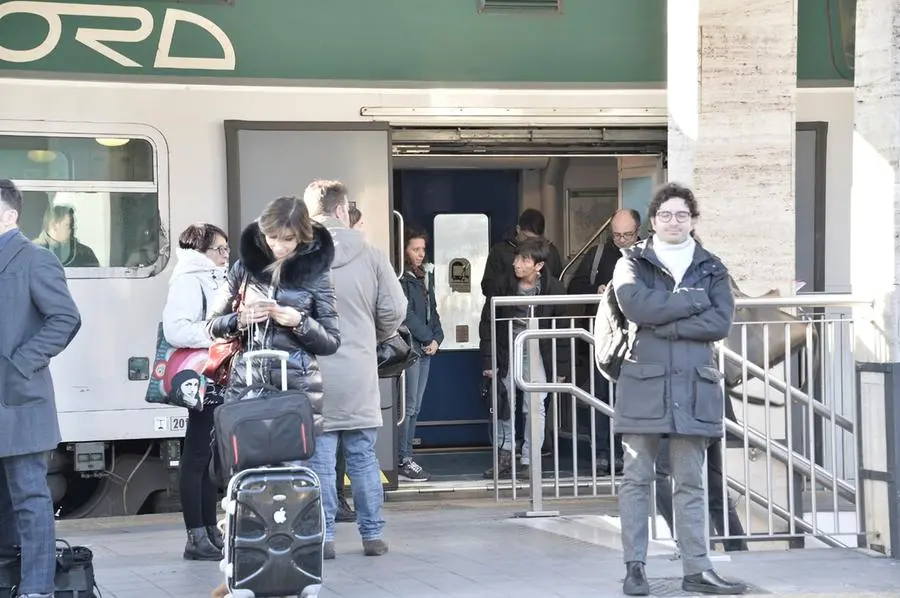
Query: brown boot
xmin=482 ymin=449 xmax=513 ymax=479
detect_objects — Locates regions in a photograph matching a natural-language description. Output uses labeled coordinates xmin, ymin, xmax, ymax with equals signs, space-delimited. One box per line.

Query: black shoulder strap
xmin=199 ymin=281 xmax=208 ymax=320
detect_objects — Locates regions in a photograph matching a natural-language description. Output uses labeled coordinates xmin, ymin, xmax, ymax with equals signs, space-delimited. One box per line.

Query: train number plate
xmin=168 ymin=416 xmax=188 ymax=432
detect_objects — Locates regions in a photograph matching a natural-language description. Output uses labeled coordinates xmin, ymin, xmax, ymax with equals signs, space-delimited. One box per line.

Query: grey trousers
xmin=619 ymin=434 xmax=712 ymax=576
xmin=0 ymin=451 xmax=56 ymax=594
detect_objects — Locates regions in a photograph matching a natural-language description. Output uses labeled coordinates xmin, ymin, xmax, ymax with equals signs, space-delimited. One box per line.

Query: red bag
xmin=203 ymin=275 xmax=248 ymax=385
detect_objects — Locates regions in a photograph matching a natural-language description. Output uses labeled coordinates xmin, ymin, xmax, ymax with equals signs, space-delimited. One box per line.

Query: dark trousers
xmin=0 ymin=451 xmax=56 ymax=594
xmin=335 ymin=433 xmax=346 ymax=498
xmin=655 ymin=438 xmax=749 ymax=551
xmin=179 ymin=407 xmax=218 ymax=529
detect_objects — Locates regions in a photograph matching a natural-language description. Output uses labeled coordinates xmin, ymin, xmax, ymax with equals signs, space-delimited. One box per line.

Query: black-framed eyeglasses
xmin=212 ymin=245 xmax=230 ymax=256
xmin=612 ymin=230 xmax=638 ymax=241
xmin=655 ymin=211 xmax=692 ymax=223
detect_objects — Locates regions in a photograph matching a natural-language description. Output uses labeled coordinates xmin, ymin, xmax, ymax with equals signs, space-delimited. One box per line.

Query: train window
xmin=1 ymin=133 xmax=164 ymax=277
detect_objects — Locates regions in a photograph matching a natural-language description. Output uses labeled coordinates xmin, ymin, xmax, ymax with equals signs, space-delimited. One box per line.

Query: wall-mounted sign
xmin=449 ymin=258 xmax=471 ymax=293
xmin=0 ymin=2 xmax=236 ymax=70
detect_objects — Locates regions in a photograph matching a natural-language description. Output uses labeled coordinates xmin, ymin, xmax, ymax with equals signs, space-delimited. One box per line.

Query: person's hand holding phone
xmin=239 ymin=298 xmax=276 ymax=327
xmin=271 ymin=305 xmax=304 ymax=328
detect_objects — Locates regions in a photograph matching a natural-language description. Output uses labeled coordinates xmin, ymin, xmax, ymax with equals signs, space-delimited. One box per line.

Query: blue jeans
xmin=308 ymin=428 xmax=385 ymax=542
xmin=0 ymin=452 xmax=56 ymax=594
xmin=398 ymin=356 xmax=430 ymax=462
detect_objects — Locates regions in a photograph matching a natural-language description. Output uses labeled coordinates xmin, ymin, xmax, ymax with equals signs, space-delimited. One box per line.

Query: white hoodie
xmin=162 ymin=248 xmax=228 ymax=349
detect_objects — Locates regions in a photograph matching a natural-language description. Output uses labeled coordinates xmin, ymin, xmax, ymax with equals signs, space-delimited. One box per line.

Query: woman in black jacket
xmin=207 ymin=196 xmax=341 ymax=430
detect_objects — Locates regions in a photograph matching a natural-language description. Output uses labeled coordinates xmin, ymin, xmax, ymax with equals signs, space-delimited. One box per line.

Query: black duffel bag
xmin=0 ymin=540 xmax=98 ymax=598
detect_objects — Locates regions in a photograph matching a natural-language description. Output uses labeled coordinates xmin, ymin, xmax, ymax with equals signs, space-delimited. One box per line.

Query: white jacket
xmin=162 ymin=248 xmax=228 ymax=349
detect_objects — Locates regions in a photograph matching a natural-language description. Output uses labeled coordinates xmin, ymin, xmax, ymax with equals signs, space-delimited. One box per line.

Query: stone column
xmin=851 ymin=0 xmax=900 ymax=557
xmin=851 ymin=0 xmax=900 ymax=362
xmin=667 ymin=0 xmax=798 ymax=296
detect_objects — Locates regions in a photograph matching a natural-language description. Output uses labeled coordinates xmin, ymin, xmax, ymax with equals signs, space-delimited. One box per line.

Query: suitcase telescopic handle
xmin=243 ymin=349 xmax=290 ymax=391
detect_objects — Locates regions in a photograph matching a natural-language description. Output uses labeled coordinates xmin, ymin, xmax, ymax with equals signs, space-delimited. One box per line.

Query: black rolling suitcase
xmin=218 ymin=350 xmax=325 ymax=598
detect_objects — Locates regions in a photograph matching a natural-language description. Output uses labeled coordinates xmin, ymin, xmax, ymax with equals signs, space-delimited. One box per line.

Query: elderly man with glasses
xmin=567 ymin=208 xmax=642 ymax=476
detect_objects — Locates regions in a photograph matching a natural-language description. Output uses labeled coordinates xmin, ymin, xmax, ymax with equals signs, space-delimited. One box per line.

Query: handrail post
xmin=513 ymin=323 xmax=560 ymax=518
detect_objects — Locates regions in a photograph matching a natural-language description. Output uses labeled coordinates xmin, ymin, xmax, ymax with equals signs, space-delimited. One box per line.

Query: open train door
xmin=223 ymin=121 xmax=400 ymax=490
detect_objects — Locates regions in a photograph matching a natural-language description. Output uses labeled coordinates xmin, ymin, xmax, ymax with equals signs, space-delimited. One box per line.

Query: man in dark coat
xmin=0 ymin=179 xmax=82 ymax=598
xmin=481 ymin=208 xmax=563 ymax=295
xmin=479 ymin=238 xmax=570 ymax=480
xmin=567 ymin=208 xmax=642 ymax=475
xmin=612 ymin=183 xmax=745 ymax=596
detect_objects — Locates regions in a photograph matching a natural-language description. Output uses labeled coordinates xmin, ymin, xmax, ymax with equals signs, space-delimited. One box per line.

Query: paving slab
xmin=52 ymin=498 xmax=900 ymax=597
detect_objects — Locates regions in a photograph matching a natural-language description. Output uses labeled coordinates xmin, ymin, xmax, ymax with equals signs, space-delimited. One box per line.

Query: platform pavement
xmin=55 ymin=498 xmax=900 ymax=598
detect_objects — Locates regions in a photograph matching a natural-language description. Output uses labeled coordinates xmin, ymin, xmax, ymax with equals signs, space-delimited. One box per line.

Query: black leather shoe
xmin=623 ymin=561 xmax=650 ymax=596
xmin=682 ymin=569 xmax=747 ymax=595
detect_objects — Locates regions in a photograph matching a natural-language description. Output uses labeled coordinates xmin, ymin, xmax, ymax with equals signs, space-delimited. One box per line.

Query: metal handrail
xmin=511 ymin=328 xmax=857 ymax=503
xmin=493 ymin=293 xmax=876 ymax=309
xmin=558 ymin=216 xmax=612 ymax=281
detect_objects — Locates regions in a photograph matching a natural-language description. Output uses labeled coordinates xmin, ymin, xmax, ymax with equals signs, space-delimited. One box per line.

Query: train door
xmin=393 ymin=169 xmax=520 ymax=478
xmin=222 ymin=121 xmax=401 ymax=489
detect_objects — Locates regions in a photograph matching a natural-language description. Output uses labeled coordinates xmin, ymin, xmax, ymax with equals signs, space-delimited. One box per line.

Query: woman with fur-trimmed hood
xmin=206 ymin=196 xmax=341 ymax=429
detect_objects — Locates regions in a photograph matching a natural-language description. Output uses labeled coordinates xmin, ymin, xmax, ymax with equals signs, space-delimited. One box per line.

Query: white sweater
xmin=652 ymin=234 xmax=696 ymax=287
xmin=162 ymin=248 xmax=228 ymax=349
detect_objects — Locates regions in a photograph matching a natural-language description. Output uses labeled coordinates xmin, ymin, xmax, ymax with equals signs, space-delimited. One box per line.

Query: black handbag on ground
xmin=377 ymin=325 xmax=418 ymax=378
xmin=0 ymin=540 xmax=98 ymax=598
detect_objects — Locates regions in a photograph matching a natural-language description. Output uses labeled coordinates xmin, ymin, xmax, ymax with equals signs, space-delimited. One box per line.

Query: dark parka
xmin=207 ymin=222 xmax=341 ymax=431
xmin=400 ymin=267 xmax=444 ymax=355
xmin=611 ymin=238 xmax=734 ymax=438
xmin=481 ymin=227 xmax=564 ymax=297
xmin=479 ymin=271 xmax=571 ymax=382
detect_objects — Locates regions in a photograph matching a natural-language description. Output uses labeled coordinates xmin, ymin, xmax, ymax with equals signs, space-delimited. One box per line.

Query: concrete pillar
xmin=667 ymin=0 xmax=798 ymax=296
xmin=851 ymin=0 xmax=900 ymax=557
xmin=667 ymin=0 xmax=799 ymax=550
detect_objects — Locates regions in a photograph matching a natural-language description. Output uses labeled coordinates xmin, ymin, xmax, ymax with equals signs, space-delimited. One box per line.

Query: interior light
xmin=95 ymin=138 xmax=130 ymax=148
xmin=27 ymin=150 xmax=57 ymax=163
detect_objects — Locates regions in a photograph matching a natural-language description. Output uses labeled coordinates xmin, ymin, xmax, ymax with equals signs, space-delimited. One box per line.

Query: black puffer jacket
xmin=207 ymin=221 xmax=341 ymax=430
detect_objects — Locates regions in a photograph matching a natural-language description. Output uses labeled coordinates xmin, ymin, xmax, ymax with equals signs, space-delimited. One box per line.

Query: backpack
xmin=593 ymin=283 xmax=629 ymax=382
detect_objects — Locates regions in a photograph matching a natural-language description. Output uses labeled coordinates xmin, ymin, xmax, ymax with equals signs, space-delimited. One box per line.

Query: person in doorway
xmin=612 ymin=182 xmax=745 ymax=595
xmin=567 ymin=208 xmax=643 ymax=477
xmin=397 ymin=227 xmax=444 ymax=482
xmin=480 ymin=238 xmax=570 ymax=479
xmin=162 ymin=223 xmax=230 ymax=560
xmin=0 ymin=179 xmax=82 ymax=598
xmin=349 ymin=204 xmax=364 ymax=230
xmin=304 ymin=180 xmax=407 ymax=559
xmin=33 ymin=205 xmax=99 ymax=268
xmin=482 ymin=208 xmax=563 ymax=295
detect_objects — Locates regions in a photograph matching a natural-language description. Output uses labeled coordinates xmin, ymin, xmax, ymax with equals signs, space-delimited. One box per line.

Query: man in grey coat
xmin=612 ymin=183 xmax=745 ymax=596
xmin=303 ymin=180 xmax=407 ymax=560
xmin=0 ymin=179 xmax=81 ymax=598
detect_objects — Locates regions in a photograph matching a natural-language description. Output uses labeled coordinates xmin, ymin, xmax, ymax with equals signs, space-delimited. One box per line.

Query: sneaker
xmin=323 ymin=541 xmax=336 ymax=560
xmin=398 ymin=459 xmax=430 ymax=482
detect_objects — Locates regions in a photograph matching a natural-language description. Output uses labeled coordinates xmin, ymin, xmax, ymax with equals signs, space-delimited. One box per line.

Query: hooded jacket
xmin=481 ymin=226 xmax=564 ymax=297
xmin=162 ymin=247 xmax=228 ymax=349
xmin=312 ymin=216 xmax=407 ymax=431
xmin=207 ymin=221 xmax=341 ymax=430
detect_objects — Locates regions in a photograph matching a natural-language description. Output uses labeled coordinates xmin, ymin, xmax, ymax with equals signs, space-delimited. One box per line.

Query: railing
xmin=489 ymin=292 xmax=873 ymax=550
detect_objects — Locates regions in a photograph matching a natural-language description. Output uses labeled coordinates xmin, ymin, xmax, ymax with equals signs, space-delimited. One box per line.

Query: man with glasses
xmin=0 ymin=179 xmax=82 ymax=598
xmin=568 ymin=208 xmax=641 ymax=476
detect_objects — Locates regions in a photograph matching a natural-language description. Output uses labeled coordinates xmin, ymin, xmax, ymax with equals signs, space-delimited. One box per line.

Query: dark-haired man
xmin=482 ymin=208 xmax=563 ymax=297
xmin=0 ymin=179 xmax=82 ymax=598
xmin=479 ymin=238 xmax=570 ymax=479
